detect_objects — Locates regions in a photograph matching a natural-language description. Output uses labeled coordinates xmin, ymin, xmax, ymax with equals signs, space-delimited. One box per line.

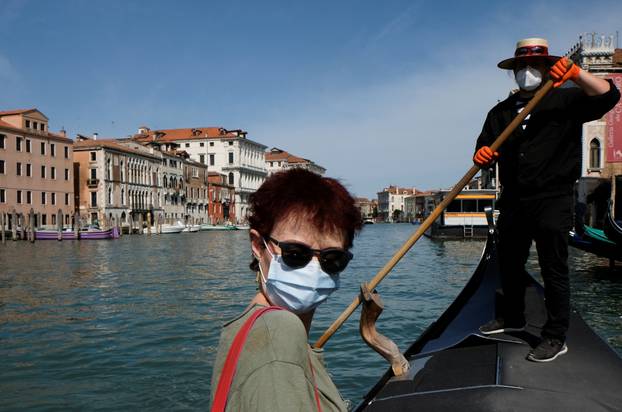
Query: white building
xmin=265 ymin=147 xmax=326 ymax=176
xmin=377 ymin=186 xmax=417 ymax=222
xmin=133 ymin=127 xmax=267 ymax=221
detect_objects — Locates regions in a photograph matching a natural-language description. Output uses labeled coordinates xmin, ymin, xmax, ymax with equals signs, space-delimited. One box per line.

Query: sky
xmin=1 ymin=0 xmax=621 ymax=198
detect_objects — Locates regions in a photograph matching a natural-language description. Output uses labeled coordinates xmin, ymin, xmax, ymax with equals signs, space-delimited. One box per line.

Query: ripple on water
xmin=0 ymin=226 xmax=620 ymax=410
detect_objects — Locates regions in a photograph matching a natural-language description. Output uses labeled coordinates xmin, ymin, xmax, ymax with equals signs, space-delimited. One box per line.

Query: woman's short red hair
xmin=248 ymin=169 xmax=362 ymax=269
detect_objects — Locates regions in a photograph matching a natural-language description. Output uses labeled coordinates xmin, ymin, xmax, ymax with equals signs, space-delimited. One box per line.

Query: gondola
xmin=569 ymin=224 xmax=622 ymax=262
xmin=355 ymin=214 xmax=622 ymax=411
xmin=604 ymin=200 xmax=622 ymax=245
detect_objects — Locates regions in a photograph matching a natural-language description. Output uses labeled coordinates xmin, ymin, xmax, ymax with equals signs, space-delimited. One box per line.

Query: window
xmin=25 ymin=120 xmax=30 ymax=128
xmin=200 ymin=142 xmax=205 ymax=147
xmin=50 ymin=143 xmax=56 ymax=157
xmin=26 ymin=139 xmax=31 ymax=153
xmin=41 ymin=214 xmax=47 ymax=226
xmin=64 ymin=168 xmax=69 ymax=180
xmin=65 ymin=193 xmax=70 ymax=206
xmin=41 ymin=165 xmax=46 ymax=178
xmin=51 ymin=192 xmax=56 ymax=205
xmin=0 ymin=188 xmax=4 ymax=203
xmin=228 ymin=152 xmax=234 ymax=164
xmin=91 ymin=191 xmax=97 ymax=206
xmin=121 ymin=189 xmax=125 ymax=205
xmin=40 ymin=142 xmax=46 ymax=155
xmin=209 ymin=154 xmax=215 ymax=166
xmin=41 ymin=192 xmax=46 ymax=205
xmin=90 ymin=168 xmax=97 ymax=179
xmin=16 ymin=162 xmax=22 ymax=176
xmin=185 ymin=143 xmax=190 ymax=148
xmin=51 ymin=167 xmax=56 ymax=179
xmin=17 ymin=190 xmax=22 ymax=204
xmin=64 ymin=146 xmax=69 ymax=158
xmin=209 ymin=142 xmax=214 ymax=147
xmin=590 ymin=138 xmax=602 ymax=169
xmin=40 ymin=123 xmax=45 ymax=131
xmin=108 ymin=188 xmax=112 ymax=204
xmin=16 ymin=137 xmax=22 ymax=151
xmin=52 ymin=214 xmax=56 ymax=225
xmin=0 ymin=134 xmax=5 ymax=149
xmin=0 ymin=160 xmax=4 ymax=174
xmin=228 ymin=172 xmax=234 ymax=185
xmin=200 ymin=154 xmax=205 ymax=164
xmin=90 ymin=151 xmax=96 ymax=161
xmin=33 ymin=121 xmax=38 ymax=130
xmin=26 ymin=163 xmax=31 ymax=177
xmin=26 ymin=191 xmax=32 ymax=204
xmin=228 ymin=141 xmax=233 ymax=146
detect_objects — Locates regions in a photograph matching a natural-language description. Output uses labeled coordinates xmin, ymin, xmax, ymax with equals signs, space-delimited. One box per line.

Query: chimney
xmin=59 ymin=128 xmax=67 ymax=137
xmin=93 ymin=132 xmax=98 ymax=140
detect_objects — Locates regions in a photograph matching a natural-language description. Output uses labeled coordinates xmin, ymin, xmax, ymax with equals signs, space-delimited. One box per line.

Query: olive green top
xmin=210 ymin=304 xmax=348 ymax=411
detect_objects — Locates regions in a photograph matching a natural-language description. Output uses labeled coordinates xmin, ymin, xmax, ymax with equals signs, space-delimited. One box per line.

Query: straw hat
xmin=497 ymin=38 xmax=561 ymax=70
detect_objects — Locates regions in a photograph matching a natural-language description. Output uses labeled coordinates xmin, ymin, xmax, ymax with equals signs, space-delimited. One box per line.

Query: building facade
xmin=207 ymin=172 xmax=236 ymax=224
xmin=73 ymin=137 xmax=163 ymax=226
xmin=132 ymin=126 xmax=267 ymax=222
xmin=0 ymin=108 xmax=74 ymax=229
xmin=567 ymin=32 xmax=622 ymax=227
xmin=265 ymin=147 xmax=326 ymax=176
xmin=377 ymin=186 xmax=417 ymax=222
xmin=183 ymin=159 xmax=210 ymax=224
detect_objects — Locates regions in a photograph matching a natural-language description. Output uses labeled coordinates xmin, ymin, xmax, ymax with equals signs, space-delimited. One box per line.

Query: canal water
xmin=1 ymin=224 xmax=621 ymax=410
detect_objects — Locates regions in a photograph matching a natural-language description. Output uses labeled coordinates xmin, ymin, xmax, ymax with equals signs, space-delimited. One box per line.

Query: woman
xmin=210 ymin=169 xmax=362 ymax=411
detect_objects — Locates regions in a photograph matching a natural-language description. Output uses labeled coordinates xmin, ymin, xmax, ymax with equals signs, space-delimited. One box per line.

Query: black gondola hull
xmin=356 ymin=231 xmax=622 ymax=411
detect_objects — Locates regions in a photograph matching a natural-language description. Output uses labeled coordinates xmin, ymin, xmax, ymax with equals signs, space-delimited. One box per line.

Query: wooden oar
xmin=313 ymin=60 xmax=574 ymax=349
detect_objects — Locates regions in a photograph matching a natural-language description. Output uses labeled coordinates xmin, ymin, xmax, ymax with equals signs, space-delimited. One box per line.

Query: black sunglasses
xmin=265 ymin=236 xmax=353 ymax=275
xmin=515 ymin=46 xmax=547 ymax=56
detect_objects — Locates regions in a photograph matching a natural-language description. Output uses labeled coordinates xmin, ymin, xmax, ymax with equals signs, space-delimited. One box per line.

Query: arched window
xmin=590 ymin=138 xmax=601 ymax=169
xmin=228 ymin=172 xmax=234 ymax=185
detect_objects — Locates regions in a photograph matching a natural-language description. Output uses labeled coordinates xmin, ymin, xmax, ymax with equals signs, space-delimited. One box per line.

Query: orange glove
xmin=549 ymin=57 xmax=581 ymax=88
xmin=473 ymin=146 xmax=499 ymax=167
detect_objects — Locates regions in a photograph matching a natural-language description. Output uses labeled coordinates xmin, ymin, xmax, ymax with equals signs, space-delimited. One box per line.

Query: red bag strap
xmin=211 ymin=306 xmax=323 ymax=412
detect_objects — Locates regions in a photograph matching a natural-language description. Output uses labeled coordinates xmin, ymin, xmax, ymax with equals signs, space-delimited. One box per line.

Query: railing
xmin=87 ymin=178 xmax=99 ymax=187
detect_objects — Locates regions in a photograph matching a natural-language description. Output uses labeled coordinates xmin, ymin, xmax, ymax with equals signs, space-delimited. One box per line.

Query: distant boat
xmin=199 ymin=223 xmax=238 ymax=231
xmin=35 ymin=226 xmax=119 ymax=240
xmin=235 ymin=224 xmax=250 ymax=230
xmin=160 ymin=221 xmax=185 ymax=234
xmin=182 ymin=224 xmax=200 ymax=233
xmin=424 ymin=190 xmax=498 ymax=239
xmin=363 ymin=218 xmax=375 ymax=225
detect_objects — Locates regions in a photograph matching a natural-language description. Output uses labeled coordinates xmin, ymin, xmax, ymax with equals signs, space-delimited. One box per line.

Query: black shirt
xmin=476 ymin=80 xmax=620 ymax=202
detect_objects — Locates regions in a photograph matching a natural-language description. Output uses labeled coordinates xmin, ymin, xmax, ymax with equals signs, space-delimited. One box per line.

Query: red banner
xmin=606 ymin=73 xmax=622 ymax=162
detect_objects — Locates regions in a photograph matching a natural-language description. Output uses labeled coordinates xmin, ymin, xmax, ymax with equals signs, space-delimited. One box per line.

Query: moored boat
xmin=182 ymin=224 xmax=200 ymax=233
xmin=356 ymin=216 xmax=622 ymax=411
xmin=160 ymin=221 xmax=185 ymax=234
xmin=603 ymin=200 xmax=622 ymax=245
xmin=569 ymin=224 xmax=622 ymax=262
xmin=35 ymin=226 xmax=119 ymax=240
xmin=199 ymin=223 xmax=238 ymax=231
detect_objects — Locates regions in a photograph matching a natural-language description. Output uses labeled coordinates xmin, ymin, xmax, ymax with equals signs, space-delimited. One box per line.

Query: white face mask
xmin=259 ymin=239 xmax=340 ymax=314
xmin=515 ymin=66 xmax=542 ymax=91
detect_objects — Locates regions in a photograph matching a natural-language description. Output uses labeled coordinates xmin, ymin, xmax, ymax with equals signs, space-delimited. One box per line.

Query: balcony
xmin=87 ymin=178 xmax=99 ymax=188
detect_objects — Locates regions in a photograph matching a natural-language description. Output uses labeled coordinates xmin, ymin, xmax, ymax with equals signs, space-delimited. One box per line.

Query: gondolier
xmin=473 ymin=38 xmax=620 ymax=362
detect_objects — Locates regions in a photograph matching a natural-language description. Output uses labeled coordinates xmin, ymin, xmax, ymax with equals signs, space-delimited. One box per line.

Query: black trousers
xmin=497 ymin=195 xmax=573 ymax=341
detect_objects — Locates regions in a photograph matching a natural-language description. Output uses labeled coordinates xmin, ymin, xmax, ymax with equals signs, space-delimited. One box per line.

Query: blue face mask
xmin=259 ymin=239 xmax=340 ymax=314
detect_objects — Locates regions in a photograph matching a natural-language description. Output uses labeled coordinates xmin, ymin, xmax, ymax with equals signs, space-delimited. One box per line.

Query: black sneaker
xmin=527 ymin=338 xmax=568 ymax=362
xmin=479 ymin=318 xmax=526 ymax=335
